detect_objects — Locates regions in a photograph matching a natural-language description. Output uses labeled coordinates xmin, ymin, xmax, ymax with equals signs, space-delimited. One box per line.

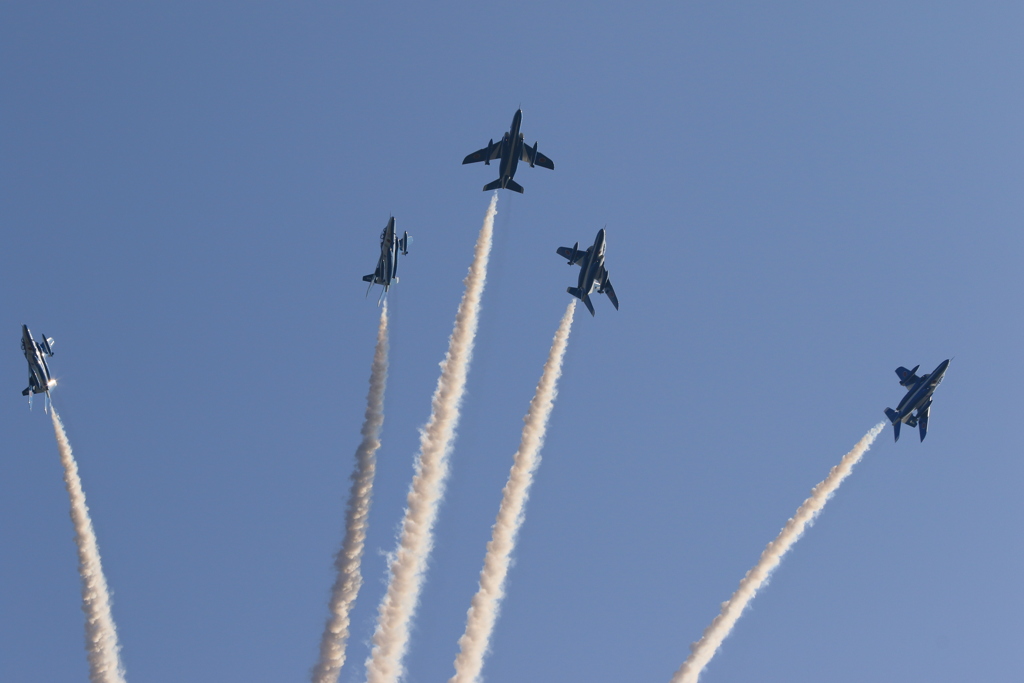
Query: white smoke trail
xmin=449 ymin=299 xmax=577 ymax=683
xmin=312 ymin=303 xmax=391 ymax=683
xmin=364 ymin=194 xmax=498 ymax=683
xmin=50 ymin=409 xmax=127 ymax=683
xmin=671 ymin=423 xmax=886 ymax=683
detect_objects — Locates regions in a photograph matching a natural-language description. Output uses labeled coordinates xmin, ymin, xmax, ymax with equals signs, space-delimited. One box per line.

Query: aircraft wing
xmin=895 ymin=366 xmax=921 ymax=386
xmin=521 ymin=145 xmax=555 ymax=170
xmin=463 ymin=144 xmax=502 ymax=165
xmin=602 ymin=278 xmax=619 ymax=310
xmin=917 ymin=400 xmax=931 ymax=441
xmin=556 ymin=246 xmax=588 ymax=266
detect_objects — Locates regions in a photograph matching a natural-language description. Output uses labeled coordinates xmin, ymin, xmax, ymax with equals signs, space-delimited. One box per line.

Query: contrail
xmin=671 ymin=423 xmax=886 ymax=683
xmin=312 ymin=303 xmax=391 ymax=683
xmin=51 ymin=409 xmax=127 ymax=683
xmin=364 ymin=194 xmax=497 ymax=683
xmin=449 ymin=299 xmax=577 ymax=683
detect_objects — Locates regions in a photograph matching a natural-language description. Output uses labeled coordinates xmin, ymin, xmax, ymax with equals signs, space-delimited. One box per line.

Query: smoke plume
xmin=51 ymin=409 xmax=127 ymax=683
xmin=312 ymin=303 xmax=391 ymax=683
xmin=671 ymin=423 xmax=886 ymax=683
xmin=364 ymin=195 xmax=498 ymax=683
xmin=449 ymin=299 xmax=577 ymax=683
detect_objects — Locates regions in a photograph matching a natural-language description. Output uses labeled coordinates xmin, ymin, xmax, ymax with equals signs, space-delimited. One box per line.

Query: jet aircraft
xmin=363 ymin=216 xmax=409 ymax=304
xmin=884 ymin=359 xmax=950 ymax=442
xmin=21 ymin=325 xmax=56 ymax=411
xmin=556 ymin=228 xmax=619 ymax=316
xmin=462 ymin=108 xmax=554 ymax=193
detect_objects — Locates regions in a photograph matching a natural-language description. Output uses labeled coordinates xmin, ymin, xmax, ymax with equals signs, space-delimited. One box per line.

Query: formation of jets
xmin=23 ymin=107 xmax=954 ymax=441
xmin=884 ymin=359 xmax=951 ymax=442
xmin=21 ymin=325 xmax=55 ymax=412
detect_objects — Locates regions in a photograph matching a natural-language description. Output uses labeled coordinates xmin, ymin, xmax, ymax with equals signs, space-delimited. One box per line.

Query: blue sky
xmin=2 ymin=3 xmax=1022 ymax=682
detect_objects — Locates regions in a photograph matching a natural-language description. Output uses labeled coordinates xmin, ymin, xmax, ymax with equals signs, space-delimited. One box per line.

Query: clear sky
xmin=2 ymin=3 xmax=1022 ymax=682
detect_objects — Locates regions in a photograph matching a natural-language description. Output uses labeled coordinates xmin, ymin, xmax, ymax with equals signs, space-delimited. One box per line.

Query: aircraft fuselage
xmin=577 ymin=228 xmax=607 ymax=293
xmin=378 ymin=217 xmax=399 ymax=287
xmin=497 ymin=109 xmax=524 ymax=186
xmin=895 ymin=359 xmax=949 ymax=419
xmin=21 ymin=325 xmax=53 ymax=397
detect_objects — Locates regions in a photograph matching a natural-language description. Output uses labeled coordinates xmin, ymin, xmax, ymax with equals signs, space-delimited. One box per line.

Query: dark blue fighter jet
xmin=884 ymin=359 xmax=950 ymax=442
xmin=21 ymin=325 xmax=55 ymax=411
xmin=363 ymin=216 xmax=409 ymax=305
xmin=462 ymin=109 xmax=554 ymax=193
xmin=556 ymin=228 xmax=619 ymax=316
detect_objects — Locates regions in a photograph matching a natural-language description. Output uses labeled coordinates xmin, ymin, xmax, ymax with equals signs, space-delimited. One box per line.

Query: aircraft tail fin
xmin=567 ymin=287 xmax=596 ymax=316
xmin=884 ymin=408 xmax=902 ymax=441
xmin=22 ymin=387 xmax=30 ymax=397
xmin=362 ymin=274 xmax=374 ymax=283
xmin=483 ymin=178 xmax=524 ymax=193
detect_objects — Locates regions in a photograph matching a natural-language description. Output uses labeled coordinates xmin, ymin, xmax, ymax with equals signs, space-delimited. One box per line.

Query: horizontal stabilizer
xmin=566 ymin=287 xmax=596 ymax=316
xmin=362 ymin=274 xmax=375 ymax=283
xmin=483 ymin=177 xmax=524 ymax=193
xmin=884 ymin=407 xmax=902 ymax=441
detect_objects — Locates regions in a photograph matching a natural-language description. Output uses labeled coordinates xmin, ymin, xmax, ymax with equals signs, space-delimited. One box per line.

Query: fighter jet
xmin=362 ymin=216 xmax=410 ymax=305
xmin=462 ymin=108 xmax=554 ymax=193
xmin=21 ymin=325 xmax=56 ymax=411
xmin=556 ymin=228 xmax=619 ymax=316
xmin=884 ymin=359 xmax=950 ymax=442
